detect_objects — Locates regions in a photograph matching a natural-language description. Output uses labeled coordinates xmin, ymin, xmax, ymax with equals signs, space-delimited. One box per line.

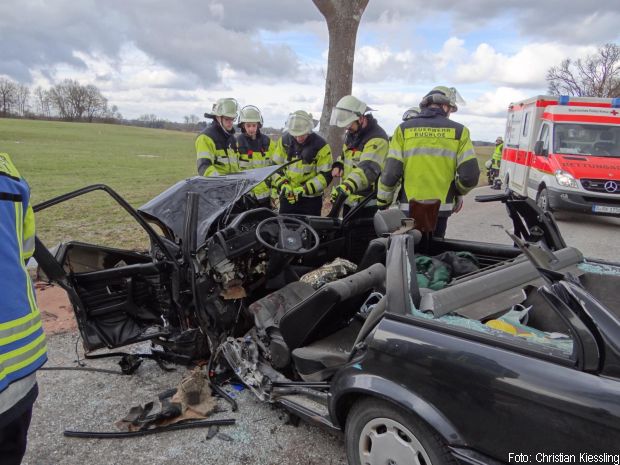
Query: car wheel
xmin=536 ymin=187 xmax=552 ymax=213
xmin=345 ymin=398 xmax=455 ymax=465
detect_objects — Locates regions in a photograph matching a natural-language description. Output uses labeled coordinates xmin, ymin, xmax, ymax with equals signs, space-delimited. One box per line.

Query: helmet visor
xmin=217 ymin=99 xmax=239 ymax=118
xmin=330 ymin=107 xmax=359 ymax=128
xmin=286 ymin=113 xmax=313 ymax=136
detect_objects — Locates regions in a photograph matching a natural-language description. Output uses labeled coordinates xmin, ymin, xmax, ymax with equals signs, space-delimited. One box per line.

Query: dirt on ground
xmin=35 ymin=282 xmax=76 ymax=334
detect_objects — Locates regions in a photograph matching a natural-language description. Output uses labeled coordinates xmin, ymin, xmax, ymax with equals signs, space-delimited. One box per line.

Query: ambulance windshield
xmin=553 ymin=124 xmax=620 ymax=157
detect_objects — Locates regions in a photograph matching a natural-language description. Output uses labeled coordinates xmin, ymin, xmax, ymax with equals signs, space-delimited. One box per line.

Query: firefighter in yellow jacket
xmin=196 ymin=98 xmax=240 ymax=176
xmin=236 ymin=105 xmax=276 ymax=208
xmin=0 ymin=152 xmax=47 ymax=464
xmin=377 ymin=86 xmax=480 ymax=237
xmin=272 ymin=111 xmax=332 ymax=216
xmin=329 ymin=95 xmax=389 ymax=216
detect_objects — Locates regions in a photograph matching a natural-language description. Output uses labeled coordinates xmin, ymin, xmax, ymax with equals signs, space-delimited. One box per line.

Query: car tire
xmin=345 ymin=398 xmax=455 ymax=465
xmin=536 ymin=187 xmax=552 ymax=213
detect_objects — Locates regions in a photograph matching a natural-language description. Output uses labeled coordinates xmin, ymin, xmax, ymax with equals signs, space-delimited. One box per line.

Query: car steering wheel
xmin=255 ymin=216 xmax=320 ymax=255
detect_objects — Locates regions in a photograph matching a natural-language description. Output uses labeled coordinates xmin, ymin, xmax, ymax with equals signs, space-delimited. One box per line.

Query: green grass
xmin=1 ymin=118 xmax=495 ymax=249
xmin=474 ymin=145 xmax=493 ymax=186
xmin=1 ymin=118 xmax=196 ymax=249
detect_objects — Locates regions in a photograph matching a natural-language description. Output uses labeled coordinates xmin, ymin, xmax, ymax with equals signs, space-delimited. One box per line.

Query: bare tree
xmin=547 ymin=43 xmax=620 ymax=97
xmin=312 ymin=0 xmax=369 ymax=157
xmin=15 ymin=84 xmax=30 ymax=116
xmin=33 ymin=86 xmax=52 ymax=117
xmin=0 ymin=78 xmax=17 ymax=116
xmin=48 ymin=79 xmax=109 ymax=120
xmin=83 ymin=84 xmax=108 ymax=121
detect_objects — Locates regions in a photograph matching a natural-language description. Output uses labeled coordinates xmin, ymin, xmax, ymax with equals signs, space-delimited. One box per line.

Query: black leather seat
xmin=358 ymin=209 xmax=420 ymax=270
xmin=279 ymin=263 xmax=386 ymax=352
xmin=249 ymin=264 xmax=385 ymax=371
xmin=291 ymin=295 xmax=387 ymax=381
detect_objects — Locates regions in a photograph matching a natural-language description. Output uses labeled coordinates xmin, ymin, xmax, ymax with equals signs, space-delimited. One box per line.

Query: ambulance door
xmin=512 ymin=109 xmax=533 ymax=193
xmin=502 ymin=111 xmax=520 ymax=192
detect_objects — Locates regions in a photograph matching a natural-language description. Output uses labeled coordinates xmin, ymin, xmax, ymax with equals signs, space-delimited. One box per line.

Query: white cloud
xmin=454 ymin=42 xmax=599 ymax=88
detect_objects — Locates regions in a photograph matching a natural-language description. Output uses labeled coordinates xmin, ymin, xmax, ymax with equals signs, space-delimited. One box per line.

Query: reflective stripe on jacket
xmin=0 ymin=152 xmax=47 ymax=393
xmin=378 ymin=107 xmax=480 ymax=213
xmin=272 ymin=133 xmax=333 ymax=197
xmin=236 ymin=132 xmax=275 ymax=199
xmin=335 ymin=115 xmax=388 ymax=207
xmin=196 ymin=122 xmax=239 ymax=176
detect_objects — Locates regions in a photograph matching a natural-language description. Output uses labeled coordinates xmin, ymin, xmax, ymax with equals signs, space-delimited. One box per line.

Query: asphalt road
xmin=22 ymin=187 xmax=620 ymax=465
xmin=23 ymin=334 xmax=347 ymax=465
xmin=449 ymin=185 xmax=620 ymax=262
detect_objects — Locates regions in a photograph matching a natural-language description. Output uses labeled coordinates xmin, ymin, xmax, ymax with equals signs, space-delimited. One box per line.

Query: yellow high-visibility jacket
xmin=333 ymin=115 xmax=388 ymax=207
xmin=196 ymin=121 xmax=239 ymax=176
xmin=378 ymin=107 xmax=480 ymax=214
xmin=236 ymin=131 xmax=275 ymax=200
xmin=272 ymin=133 xmax=332 ymax=197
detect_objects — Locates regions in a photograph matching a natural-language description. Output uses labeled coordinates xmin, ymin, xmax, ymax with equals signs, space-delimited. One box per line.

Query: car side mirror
xmin=534 ymin=140 xmax=548 ymax=157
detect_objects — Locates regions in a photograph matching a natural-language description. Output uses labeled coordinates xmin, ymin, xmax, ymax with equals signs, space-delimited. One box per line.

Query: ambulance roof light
xmin=559 ymin=95 xmax=570 ymax=105
xmin=612 ymin=98 xmax=620 ymax=108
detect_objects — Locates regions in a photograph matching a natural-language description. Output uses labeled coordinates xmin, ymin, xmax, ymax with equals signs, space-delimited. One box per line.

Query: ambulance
xmin=499 ymin=95 xmax=620 ymax=217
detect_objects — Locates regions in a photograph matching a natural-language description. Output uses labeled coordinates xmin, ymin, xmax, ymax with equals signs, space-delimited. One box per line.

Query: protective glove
xmin=376 ymin=197 xmax=390 ymax=210
xmin=330 ymin=183 xmax=352 ymax=203
xmin=280 ymin=183 xmax=292 ymax=199
xmin=274 ymin=176 xmax=291 ymax=193
xmin=452 ymin=195 xmax=464 ymax=213
xmin=288 ymin=186 xmax=305 ymax=204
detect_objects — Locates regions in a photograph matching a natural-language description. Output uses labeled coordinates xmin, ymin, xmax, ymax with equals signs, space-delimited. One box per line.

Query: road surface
xmin=449 ymin=185 xmax=620 ymax=261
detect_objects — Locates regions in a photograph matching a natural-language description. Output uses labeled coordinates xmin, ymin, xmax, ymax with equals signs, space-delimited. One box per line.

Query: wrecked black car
xmin=34 ymin=167 xmax=620 ymax=464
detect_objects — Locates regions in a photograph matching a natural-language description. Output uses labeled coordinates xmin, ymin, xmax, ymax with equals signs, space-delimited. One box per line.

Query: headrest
xmin=373 ymin=209 xmax=407 ymax=236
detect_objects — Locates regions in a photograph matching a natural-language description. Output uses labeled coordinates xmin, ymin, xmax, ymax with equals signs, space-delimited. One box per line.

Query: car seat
xmin=249 ymin=263 xmax=386 ymax=370
xmin=357 ymin=209 xmax=421 ymax=270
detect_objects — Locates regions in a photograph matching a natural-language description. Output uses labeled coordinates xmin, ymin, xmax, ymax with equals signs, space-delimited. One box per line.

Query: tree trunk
xmin=313 ymin=0 xmax=369 ymax=159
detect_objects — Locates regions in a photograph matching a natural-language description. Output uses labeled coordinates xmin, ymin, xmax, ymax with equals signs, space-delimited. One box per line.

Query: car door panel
xmin=54 ymin=242 xmax=173 ymax=351
xmin=368 ymin=317 xmax=620 ymax=457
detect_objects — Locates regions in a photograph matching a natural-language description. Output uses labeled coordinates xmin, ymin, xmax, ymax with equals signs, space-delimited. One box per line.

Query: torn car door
xmin=34 ymin=185 xmax=180 ymax=352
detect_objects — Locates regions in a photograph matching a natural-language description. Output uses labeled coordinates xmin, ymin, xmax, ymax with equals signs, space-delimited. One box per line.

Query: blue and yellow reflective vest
xmin=0 ymin=152 xmax=47 ymax=393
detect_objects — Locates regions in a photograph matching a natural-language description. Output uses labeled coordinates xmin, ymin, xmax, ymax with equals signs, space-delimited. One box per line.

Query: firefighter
xmin=272 ymin=110 xmax=332 ymax=216
xmin=236 ymin=105 xmax=276 ymax=208
xmin=377 ymin=86 xmax=480 ymax=238
xmin=196 ymin=98 xmax=239 ymax=176
xmin=329 ymin=95 xmax=389 ymax=216
xmin=0 ymin=152 xmax=47 ymax=465
xmin=490 ymin=136 xmax=503 ymax=189
xmin=402 ymin=106 xmax=421 ymax=121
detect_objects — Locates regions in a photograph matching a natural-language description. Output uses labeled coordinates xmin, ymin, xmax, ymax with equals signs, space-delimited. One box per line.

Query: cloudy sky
xmin=1 ymin=0 xmax=619 ymax=141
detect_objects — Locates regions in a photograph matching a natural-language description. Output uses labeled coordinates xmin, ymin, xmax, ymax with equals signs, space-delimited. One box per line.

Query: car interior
xmin=42 ymin=187 xmax=620 ymax=378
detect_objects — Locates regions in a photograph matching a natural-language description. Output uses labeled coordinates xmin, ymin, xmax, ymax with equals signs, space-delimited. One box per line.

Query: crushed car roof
xmin=138 ymin=166 xmax=281 ymax=242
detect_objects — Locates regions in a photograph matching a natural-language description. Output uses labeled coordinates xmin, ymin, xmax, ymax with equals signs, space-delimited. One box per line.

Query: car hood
xmin=138 ymin=166 xmax=281 ymax=243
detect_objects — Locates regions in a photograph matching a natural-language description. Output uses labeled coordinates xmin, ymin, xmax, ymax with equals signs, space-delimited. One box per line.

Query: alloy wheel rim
xmin=358 ymin=417 xmax=432 ymax=465
xmin=538 ymin=192 xmax=547 ymax=210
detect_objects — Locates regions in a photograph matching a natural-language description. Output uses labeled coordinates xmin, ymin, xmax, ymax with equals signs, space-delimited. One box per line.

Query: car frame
xmin=34 ymin=169 xmax=620 ymax=464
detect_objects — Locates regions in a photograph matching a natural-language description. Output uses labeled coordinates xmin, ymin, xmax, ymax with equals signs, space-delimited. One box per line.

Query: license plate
xmin=592 ymin=205 xmax=620 ymax=214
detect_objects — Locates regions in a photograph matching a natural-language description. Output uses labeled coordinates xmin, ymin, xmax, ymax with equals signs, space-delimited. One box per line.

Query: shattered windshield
xmin=138 ymin=166 xmax=281 ymax=243
xmin=553 ymin=123 xmax=620 ymax=157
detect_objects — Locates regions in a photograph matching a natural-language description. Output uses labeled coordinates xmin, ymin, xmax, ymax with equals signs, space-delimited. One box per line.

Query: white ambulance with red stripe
xmin=500 ymin=95 xmax=620 ymax=217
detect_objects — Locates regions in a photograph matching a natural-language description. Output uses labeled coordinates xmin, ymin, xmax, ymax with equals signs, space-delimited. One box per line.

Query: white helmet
xmin=330 ymin=95 xmax=373 ymax=128
xmin=419 ymin=86 xmax=465 ymax=113
xmin=286 ymin=110 xmax=317 ymax=136
xmin=238 ymin=105 xmax=263 ymax=127
xmin=402 ymin=106 xmax=420 ymax=121
xmin=211 ymin=98 xmax=239 ymax=118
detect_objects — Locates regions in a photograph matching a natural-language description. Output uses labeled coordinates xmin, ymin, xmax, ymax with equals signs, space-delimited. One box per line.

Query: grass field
xmin=1 ymin=118 xmax=196 ymax=249
xmin=1 ymin=118 xmax=494 ymax=249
